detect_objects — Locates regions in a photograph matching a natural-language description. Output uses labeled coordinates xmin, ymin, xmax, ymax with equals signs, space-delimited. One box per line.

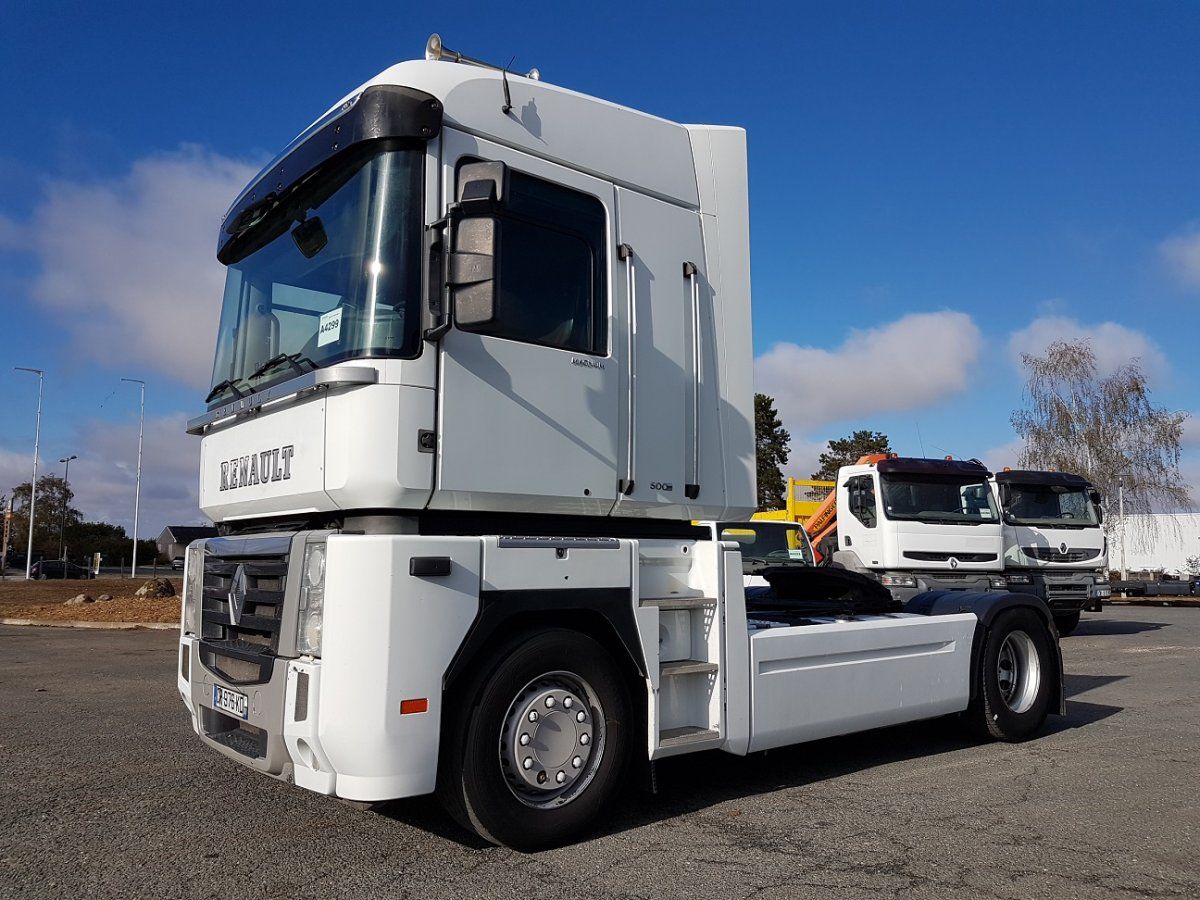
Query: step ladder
xmin=637 ymin=541 xmax=725 ymax=758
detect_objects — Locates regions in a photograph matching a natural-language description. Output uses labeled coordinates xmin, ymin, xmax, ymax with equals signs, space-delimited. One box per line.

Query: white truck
xmin=819 ymin=456 xmax=1009 ymax=602
xmin=177 ymin=36 xmax=1065 ymax=850
xmin=991 ymin=470 xmax=1110 ymax=635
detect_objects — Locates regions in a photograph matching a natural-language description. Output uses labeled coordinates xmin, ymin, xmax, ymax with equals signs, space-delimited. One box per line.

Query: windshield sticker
xmin=318 ymin=306 xmax=343 ymax=347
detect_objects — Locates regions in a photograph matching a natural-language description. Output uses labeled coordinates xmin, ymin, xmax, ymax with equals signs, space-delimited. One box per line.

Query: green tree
xmin=755 ymin=393 xmax=790 ymax=510
xmin=811 ymin=430 xmax=892 ymax=481
xmin=7 ymin=475 xmax=83 ymax=560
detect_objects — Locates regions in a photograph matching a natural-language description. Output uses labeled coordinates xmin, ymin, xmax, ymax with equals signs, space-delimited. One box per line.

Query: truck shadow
xmin=1072 ymin=618 xmax=1169 ymax=637
xmin=373 ymin=694 xmax=1124 ymax=850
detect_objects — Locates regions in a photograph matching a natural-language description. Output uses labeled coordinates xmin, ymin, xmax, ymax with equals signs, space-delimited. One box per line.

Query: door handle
xmin=684 ymin=261 xmax=701 ymax=500
xmin=618 ymin=243 xmax=636 ymax=496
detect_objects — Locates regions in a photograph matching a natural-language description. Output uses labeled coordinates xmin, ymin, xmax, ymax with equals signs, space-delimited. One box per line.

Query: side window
xmin=457 ymin=162 xmax=607 ymax=354
xmin=848 ymin=475 xmax=877 ymax=528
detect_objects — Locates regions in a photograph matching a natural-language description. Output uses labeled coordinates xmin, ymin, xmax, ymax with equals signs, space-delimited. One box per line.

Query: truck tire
xmin=437 ymin=628 xmax=632 ymax=850
xmin=1053 ymin=610 xmax=1081 ymax=636
xmin=966 ymin=608 xmax=1055 ymax=741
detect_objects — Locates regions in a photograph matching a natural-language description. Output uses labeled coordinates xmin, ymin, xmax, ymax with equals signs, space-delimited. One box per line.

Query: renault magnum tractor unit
xmin=992 ymin=470 xmax=1109 ymax=635
xmin=178 ymin=36 xmax=1064 ymax=849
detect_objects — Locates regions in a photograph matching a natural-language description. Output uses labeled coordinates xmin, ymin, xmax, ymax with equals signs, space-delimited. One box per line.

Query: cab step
xmin=639 ymin=596 xmax=717 ymax=610
xmin=660 ymin=659 xmax=719 ymax=677
xmin=659 ymin=725 xmax=720 ymax=749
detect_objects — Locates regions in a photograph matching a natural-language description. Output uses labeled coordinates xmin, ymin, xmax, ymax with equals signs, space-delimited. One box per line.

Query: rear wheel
xmin=437 ymin=629 xmax=632 ymax=850
xmin=967 ymin=608 xmax=1056 ymax=741
xmin=1053 ymin=610 xmax=1081 ymax=636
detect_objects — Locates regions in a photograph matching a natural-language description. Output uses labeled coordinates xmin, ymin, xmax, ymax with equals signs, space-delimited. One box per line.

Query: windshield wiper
xmin=247 ymin=352 xmax=318 ymax=382
xmin=205 ymin=378 xmax=248 ymax=404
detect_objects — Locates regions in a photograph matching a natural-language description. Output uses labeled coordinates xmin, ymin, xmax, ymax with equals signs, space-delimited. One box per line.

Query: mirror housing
xmin=449 ymin=160 xmax=508 ymax=328
xmin=450 ymin=217 xmax=499 ymax=327
xmin=1090 ymin=490 xmax=1104 ymax=523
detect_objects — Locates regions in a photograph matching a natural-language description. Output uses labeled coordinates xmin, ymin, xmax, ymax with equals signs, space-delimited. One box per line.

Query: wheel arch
xmin=906 ymin=590 xmax=1066 ymax=715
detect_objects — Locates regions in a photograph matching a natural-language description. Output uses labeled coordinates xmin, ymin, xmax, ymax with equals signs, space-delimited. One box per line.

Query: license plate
xmin=213 ymin=684 xmax=249 ymax=720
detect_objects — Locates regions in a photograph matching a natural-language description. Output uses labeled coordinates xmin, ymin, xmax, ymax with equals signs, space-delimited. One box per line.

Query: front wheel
xmin=966 ymin=608 xmax=1057 ymax=741
xmin=437 ymin=629 xmax=632 ymax=850
xmin=1054 ymin=610 xmax=1081 ymax=636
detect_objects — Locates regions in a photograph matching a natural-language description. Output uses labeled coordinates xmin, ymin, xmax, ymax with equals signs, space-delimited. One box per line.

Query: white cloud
xmin=1160 ymin=227 xmax=1200 ymax=289
xmin=979 ymin=437 xmax=1025 ymax=472
xmin=25 ymin=146 xmax=257 ymax=388
xmin=0 ymin=414 xmax=204 ymax=541
xmin=1007 ymin=315 xmax=1168 ymax=382
xmin=754 ymin=311 xmax=982 ymax=433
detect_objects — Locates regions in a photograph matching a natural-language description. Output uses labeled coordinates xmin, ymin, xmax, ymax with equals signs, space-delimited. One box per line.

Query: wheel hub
xmin=997 ymin=629 xmax=1041 ymax=714
xmin=500 ymin=673 xmax=603 ymax=807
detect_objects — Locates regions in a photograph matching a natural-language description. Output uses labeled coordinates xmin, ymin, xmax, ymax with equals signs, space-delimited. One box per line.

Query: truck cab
xmin=991 ymin=470 xmax=1109 ymax=635
xmin=830 ymin=457 xmax=1006 ymax=602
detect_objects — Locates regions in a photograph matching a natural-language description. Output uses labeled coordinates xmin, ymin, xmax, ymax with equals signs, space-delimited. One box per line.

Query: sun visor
xmin=875 ymin=457 xmax=991 ymax=479
xmin=994 ymin=469 xmax=1090 ymax=488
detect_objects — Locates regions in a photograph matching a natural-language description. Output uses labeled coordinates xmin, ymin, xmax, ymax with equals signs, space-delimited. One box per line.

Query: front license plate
xmin=213 ymin=684 xmax=249 ymax=720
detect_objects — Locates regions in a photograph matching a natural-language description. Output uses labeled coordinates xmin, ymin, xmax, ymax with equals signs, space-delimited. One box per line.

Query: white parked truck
xmin=991 ymin=470 xmax=1110 ymax=635
xmin=177 ymin=36 xmax=1065 ymax=850
xmin=811 ymin=455 xmax=1009 ymax=603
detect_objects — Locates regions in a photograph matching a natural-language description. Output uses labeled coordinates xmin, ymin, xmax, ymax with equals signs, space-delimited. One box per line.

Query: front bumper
xmin=882 ymin=572 xmax=1001 ymax=605
xmin=1005 ymin=571 xmax=1106 ymax=612
xmin=178 ymin=531 xmax=482 ymax=803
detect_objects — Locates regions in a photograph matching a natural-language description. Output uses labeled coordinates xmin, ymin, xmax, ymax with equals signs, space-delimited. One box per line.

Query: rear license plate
xmin=213 ymin=684 xmax=249 ymax=720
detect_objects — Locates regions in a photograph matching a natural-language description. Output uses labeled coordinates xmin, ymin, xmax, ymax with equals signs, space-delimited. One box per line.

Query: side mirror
xmin=998 ymin=483 xmax=1012 ymax=508
xmin=450 ymin=217 xmax=498 ymax=327
xmin=449 ymin=161 xmax=508 ymax=328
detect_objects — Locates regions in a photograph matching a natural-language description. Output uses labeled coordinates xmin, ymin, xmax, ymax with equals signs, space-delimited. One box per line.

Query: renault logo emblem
xmin=228 ymin=563 xmax=248 ymax=626
xmin=950 ymin=557 xmax=959 ymax=569
xmin=1059 ymin=542 xmax=1068 ymax=555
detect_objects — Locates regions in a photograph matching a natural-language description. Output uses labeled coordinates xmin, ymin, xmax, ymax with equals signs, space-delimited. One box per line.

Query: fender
xmin=442 ymin=587 xmax=649 ymax=695
xmin=906 ymin=590 xmax=1066 ymax=715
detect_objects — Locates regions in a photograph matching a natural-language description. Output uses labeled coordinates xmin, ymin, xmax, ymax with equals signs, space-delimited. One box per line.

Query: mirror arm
xmin=422 ymin=208 xmax=459 ymax=341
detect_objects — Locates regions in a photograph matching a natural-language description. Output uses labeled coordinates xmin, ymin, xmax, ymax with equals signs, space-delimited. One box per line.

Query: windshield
xmin=1004 ymin=483 xmax=1099 ymax=526
xmin=880 ymin=475 xmax=998 ymax=524
xmin=208 ymin=146 xmax=423 ymax=406
xmin=717 ymin=522 xmax=814 ymax=567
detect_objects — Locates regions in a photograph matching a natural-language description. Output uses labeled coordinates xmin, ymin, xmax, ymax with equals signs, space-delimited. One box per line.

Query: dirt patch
xmin=2 ymin=595 xmax=181 ymax=624
xmin=0 ymin=576 xmax=181 ymax=610
xmin=0 ymin=577 xmax=183 ymax=623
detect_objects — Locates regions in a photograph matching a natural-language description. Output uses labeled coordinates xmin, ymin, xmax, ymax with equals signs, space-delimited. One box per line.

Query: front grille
xmin=1046 ymin=583 xmax=1089 ymax=599
xmin=904 ymin=551 xmax=998 ymax=563
xmin=199 ymin=554 xmax=288 ymax=685
xmin=1023 ymin=546 xmax=1100 ymax=563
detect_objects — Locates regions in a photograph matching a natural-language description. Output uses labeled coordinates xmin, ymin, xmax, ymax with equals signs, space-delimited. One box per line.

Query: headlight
xmin=880 ymin=574 xmax=917 ymax=588
xmin=1006 ymin=573 xmax=1032 ymax=585
xmin=182 ymin=543 xmax=205 ymax=636
xmin=297 ymin=542 xmax=326 ymax=656
xmin=989 ymin=576 xmax=1008 ymax=589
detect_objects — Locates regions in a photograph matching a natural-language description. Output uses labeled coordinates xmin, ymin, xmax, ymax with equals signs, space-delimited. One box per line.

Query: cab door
xmin=431 ymin=130 xmax=619 ymax=516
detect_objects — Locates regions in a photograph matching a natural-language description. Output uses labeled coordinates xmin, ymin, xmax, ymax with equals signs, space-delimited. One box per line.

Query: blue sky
xmin=1 ymin=1 xmax=1198 ymax=536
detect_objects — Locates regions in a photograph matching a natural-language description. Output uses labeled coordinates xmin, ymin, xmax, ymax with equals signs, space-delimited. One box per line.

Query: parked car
xmin=30 ymin=560 xmax=94 ymax=580
xmin=171 ymin=557 xmax=185 ymax=571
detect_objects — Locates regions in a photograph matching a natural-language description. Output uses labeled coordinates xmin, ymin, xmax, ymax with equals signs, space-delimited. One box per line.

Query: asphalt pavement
xmin=1 ymin=606 xmax=1197 ymax=900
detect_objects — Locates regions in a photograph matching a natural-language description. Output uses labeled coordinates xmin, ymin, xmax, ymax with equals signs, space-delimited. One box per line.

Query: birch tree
xmin=1010 ymin=340 xmax=1191 ymax=547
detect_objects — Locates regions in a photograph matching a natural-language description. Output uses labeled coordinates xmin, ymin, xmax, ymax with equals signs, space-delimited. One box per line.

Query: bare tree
xmin=1011 ymin=340 xmax=1191 ymax=549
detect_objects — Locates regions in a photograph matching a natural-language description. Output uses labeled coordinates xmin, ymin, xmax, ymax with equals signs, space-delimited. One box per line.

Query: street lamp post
xmin=1118 ymin=475 xmax=1127 ymax=582
xmin=122 ymin=378 xmax=146 ymax=579
xmin=15 ymin=367 xmax=44 ymax=580
xmin=58 ymin=455 xmax=77 ymax=561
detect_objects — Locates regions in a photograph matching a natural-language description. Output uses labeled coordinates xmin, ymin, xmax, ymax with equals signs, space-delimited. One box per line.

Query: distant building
xmin=157 ymin=525 xmax=218 ymax=562
xmin=1108 ymin=513 xmax=1200 ymax=577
